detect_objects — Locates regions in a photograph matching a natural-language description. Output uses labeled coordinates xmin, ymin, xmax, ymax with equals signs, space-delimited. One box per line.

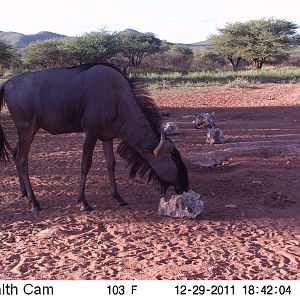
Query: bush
xmin=225 ymin=78 xmax=252 ymax=88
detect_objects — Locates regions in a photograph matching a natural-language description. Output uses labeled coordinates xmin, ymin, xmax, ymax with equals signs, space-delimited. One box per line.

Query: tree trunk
xmin=252 ymin=58 xmax=266 ymax=69
xmin=129 ymin=54 xmax=136 ymax=69
xmin=227 ymin=56 xmax=241 ymax=70
xmin=252 ymin=58 xmax=259 ymax=69
xmin=259 ymin=58 xmax=266 ymax=69
xmin=236 ymin=57 xmax=241 ymax=69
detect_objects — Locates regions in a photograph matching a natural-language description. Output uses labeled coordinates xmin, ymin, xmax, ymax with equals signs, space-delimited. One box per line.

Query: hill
xmin=175 ymin=41 xmax=209 ymax=50
xmin=121 ymin=28 xmax=208 ymax=49
xmin=0 ymin=28 xmax=208 ymax=50
xmin=121 ymin=28 xmax=143 ymax=35
xmin=0 ymin=31 xmax=66 ymax=48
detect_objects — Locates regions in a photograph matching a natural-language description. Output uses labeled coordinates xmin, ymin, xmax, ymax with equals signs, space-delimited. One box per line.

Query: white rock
xmin=182 ymin=115 xmax=195 ymax=119
xmin=36 ymin=227 xmax=65 ymax=239
xmin=158 ymin=190 xmax=204 ymax=218
xmin=193 ymin=112 xmax=216 ymax=129
xmin=163 ymin=122 xmax=180 ymax=135
xmin=196 ymin=159 xmax=223 ymax=168
xmin=206 ymin=127 xmax=227 ymax=144
xmin=225 ymin=204 xmax=238 ymax=209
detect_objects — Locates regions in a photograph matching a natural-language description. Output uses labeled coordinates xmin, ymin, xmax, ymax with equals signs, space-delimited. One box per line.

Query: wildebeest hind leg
xmin=77 ymin=131 xmax=98 ymax=211
xmin=102 ymin=140 xmax=128 ymax=206
xmin=15 ymin=122 xmax=41 ymax=211
xmin=13 ymin=141 xmax=27 ymax=198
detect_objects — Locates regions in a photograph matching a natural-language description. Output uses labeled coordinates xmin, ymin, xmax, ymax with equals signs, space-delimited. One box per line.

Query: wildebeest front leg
xmin=77 ymin=131 xmax=98 ymax=211
xmin=102 ymin=140 xmax=128 ymax=206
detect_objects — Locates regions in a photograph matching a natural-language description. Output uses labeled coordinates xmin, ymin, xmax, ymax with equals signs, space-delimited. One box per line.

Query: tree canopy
xmin=167 ymin=45 xmax=194 ymax=69
xmin=22 ymin=39 xmax=66 ymax=68
xmin=0 ymin=41 xmax=15 ymax=67
xmin=70 ymin=31 xmax=120 ymax=64
xmin=21 ymin=31 xmax=165 ymax=70
xmin=117 ymin=32 xmax=164 ymax=68
xmin=7 ymin=20 xmax=300 ymax=72
xmin=22 ymin=31 xmax=121 ymax=69
xmin=208 ymin=18 xmax=300 ymax=69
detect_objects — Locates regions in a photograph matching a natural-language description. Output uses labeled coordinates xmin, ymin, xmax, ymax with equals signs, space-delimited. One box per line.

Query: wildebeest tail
xmin=0 ymin=84 xmax=10 ymax=164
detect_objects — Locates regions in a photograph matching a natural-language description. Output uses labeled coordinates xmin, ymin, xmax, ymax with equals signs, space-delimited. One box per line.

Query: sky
xmin=1 ymin=0 xmax=299 ymax=43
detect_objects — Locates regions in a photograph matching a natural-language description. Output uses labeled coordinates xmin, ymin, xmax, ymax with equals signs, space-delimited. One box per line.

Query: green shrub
xmin=134 ymin=67 xmax=300 ymax=87
xmin=225 ymin=78 xmax=252 ymax=88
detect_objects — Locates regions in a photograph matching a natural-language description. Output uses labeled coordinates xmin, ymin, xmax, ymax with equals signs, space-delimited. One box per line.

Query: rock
xmin=191 ymin=139 xmax=300 ymax=167
xmin=163 ymin=122 xmax=180 ymax=135
xmin=193 ymin=112 xmax=216 ymax=129
xmin=182 ymin=115 xmax=195 ymax=119
xmin=158 ymin=190 xmax=204 ymax=218
xmin=252 ymin=180 xmax=263 ymax=185
xmin=36 ymin=226 xmax=65 ymax=239
xmin=221 ymin=160 xmax=230 ymax=166
xmin=196 ymin=158 xmax=223 ymax=168
xmin=225 ymin=204 xmax=238 ymax=209
xmin=206 ymin=126 xmax=227 ymax=144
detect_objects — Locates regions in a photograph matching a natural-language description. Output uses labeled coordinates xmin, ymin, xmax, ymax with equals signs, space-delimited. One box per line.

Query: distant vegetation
xmin=1 ymin=18 xmax=300 ymax=86
xmin=135 ymin=68 xmax=300 ymax=89
xmin=0 ymin=41 xmax=15 ymax=68
xmin=208 ymin=18 xmax=300 ymax=70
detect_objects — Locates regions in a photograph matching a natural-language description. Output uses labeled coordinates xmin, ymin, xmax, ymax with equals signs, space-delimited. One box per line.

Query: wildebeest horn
xmin=153 ymin=130 xmax=166 ymax=156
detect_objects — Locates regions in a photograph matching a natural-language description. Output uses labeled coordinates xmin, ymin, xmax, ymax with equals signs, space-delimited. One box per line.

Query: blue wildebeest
xmin=0 ymin=63 xmax=189 ymax=212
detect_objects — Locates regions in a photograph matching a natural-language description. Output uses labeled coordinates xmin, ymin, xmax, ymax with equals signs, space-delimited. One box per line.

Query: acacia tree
xmin=192 ymin=50 xmax=227 ymax=70
xmin=0 ymin=41 xmax=15 ymax=68
xmin=60 ymin=32 xmax=120 ymax=65
xmin=22 ymin=31 xmax=121 ymax=69
xmin=61 ymin=37 xmax=87 ymax=65
xmin=118 ymin=32 xmax=164 ymax=69
xmin=208 ymin=22 xmax=246 ymax=70
xmin=208 ymin=18 xmax=300 ymax=70
xmin=74 ymin=31 xmax=120 ymax=64
xmin=241 ymin=19 xmax=300 ymax=69
xmin=22 ymin=39 xmax=67 ymax=68
xmin=167 ymin=46 xmax=194 ymax=69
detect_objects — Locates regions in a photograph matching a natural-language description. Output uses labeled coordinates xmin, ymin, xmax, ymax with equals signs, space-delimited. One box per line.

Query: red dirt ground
xmin=0 ymin=83 xmax=299 ymax=280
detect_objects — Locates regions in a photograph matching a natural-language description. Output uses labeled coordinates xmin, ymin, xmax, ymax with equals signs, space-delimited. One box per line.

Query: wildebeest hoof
xmin=113 ymin=195 xmax=128 ymax=206
xmin=32 ymin=206 xmax=42 ymax=212
xmin=81 ymin=205 xmax=94 ymax=212
xmin=21 ymin=191 xmax=28 ymax=198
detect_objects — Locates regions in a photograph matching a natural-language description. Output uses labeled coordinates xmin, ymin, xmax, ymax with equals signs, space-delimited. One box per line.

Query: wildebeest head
xmin=117 ymin=76 xmax=189 ymax=195
xmin=151 ymin=131 xmax=189 ymax=194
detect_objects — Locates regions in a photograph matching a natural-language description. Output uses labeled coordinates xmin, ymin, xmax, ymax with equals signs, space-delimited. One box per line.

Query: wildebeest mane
xmin=69 ymin=62 xmax=125 ymax=75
